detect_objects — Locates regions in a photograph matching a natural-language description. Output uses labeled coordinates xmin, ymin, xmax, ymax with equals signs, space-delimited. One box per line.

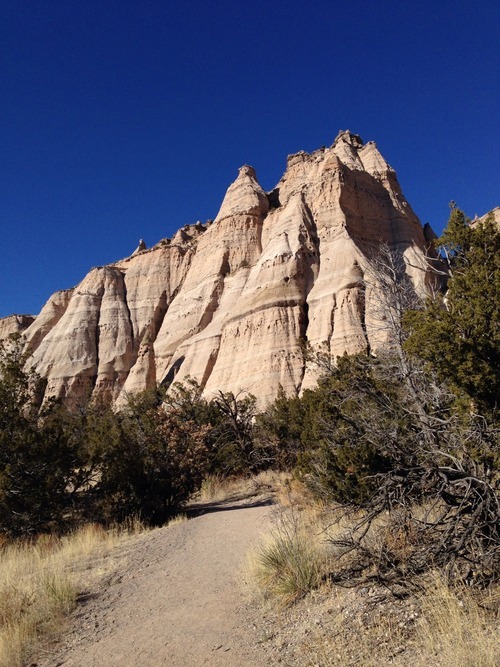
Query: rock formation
xmin=476 ymin=206 xmax=500 ymax=228
xmin=2 ymin=131 xmax=441 ymax=407
xmin=0 ymin=314 xmax=35 ymax=341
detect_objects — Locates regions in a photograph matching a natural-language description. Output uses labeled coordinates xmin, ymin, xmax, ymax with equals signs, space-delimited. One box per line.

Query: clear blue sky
xmin=1 ymin=0 xmax=498 ymax=318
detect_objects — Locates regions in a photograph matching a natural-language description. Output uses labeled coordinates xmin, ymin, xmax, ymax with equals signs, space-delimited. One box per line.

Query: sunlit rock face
xmin=15 ymin=131 xmax=437 ymax=407
xmin=0 ymin=314 xmax=36 ymax=340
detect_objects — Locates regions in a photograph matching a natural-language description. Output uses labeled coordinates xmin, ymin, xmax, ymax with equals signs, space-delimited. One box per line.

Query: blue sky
xmin=1 ymin=0 xmax=498 ymax=317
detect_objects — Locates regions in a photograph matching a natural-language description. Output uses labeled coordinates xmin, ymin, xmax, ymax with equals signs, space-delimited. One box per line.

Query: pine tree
xmin=405 ymin=206 xmax=499 ymax=415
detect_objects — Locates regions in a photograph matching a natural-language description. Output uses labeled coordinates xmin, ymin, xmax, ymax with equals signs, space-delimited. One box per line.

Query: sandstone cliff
xmin=0 ymin=314 xmax=35 ymax=341
xmin=4 ymin=131 xmax=439 ymax=407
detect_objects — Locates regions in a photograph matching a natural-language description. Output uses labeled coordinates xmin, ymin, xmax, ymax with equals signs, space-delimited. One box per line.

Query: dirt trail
xmin=39 ymin=497 xmax=275 ymax=667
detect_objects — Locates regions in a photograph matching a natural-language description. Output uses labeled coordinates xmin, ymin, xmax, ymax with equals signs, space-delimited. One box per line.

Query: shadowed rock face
xmin=4 ymin=131 xmax=438 ymax=407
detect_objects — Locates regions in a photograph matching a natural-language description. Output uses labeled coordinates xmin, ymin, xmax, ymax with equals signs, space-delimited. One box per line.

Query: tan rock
xmin=0 ymin=314 xmax=35 ymax=342
xmin=19 ymin=132 xmax=452 ymax=407
xmin=23 ymin=289 xmax=73 ymax=355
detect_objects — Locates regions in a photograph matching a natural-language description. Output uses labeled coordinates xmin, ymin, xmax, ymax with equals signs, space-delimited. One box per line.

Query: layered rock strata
xmin=6 ymin=131 xmax=438 ymax=407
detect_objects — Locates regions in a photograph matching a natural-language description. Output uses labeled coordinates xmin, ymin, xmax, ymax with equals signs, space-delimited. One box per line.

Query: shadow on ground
xmin=185 ymin=494 xmax=276 ymax=518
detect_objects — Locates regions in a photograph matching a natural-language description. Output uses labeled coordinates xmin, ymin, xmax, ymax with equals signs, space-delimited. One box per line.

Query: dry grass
xmin=244 ymin=476 xmax=345 ymax=607
xmin=0 ymin=521 xmax=145 ymax=667
xmin=165 ymin=513 xmax=188 ymax=527
xmin=246 ymin=507 xmax=329 ymax=606
xmin=304 ymin=604 xmax=408 ymax=667
xmin=301 ymin=575 xmax=499 ymax=667
xmin=197 ymin=470 xmax=290 ymax=504
xmin=197 ymin=474 xmax=237 ymax=502
xmin=246 ymin=485 xmax=499 ymax=666
xmin=413 ymin=575 xmax=499 ymax=667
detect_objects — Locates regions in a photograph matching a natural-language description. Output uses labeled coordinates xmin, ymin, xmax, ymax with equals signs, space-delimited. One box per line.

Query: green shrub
xmin=0 ymin=338 xmax=82 ymax=537
xmin=95 ymin=389 xmax=210 ymax=523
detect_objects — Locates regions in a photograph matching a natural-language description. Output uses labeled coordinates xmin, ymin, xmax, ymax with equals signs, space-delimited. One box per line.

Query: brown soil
xmin=36 ymin=496 xmax=275 ymax=667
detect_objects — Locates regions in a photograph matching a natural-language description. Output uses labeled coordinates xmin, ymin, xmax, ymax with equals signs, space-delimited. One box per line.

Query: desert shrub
xmin=296 ymin=352 xmax=499 ymax=587
xmin=163 ymin=380 xmax=265 ymax=476
xmin=262 ymin=220 xmax=499 ymax=588
xmin=255 ymin=386 xmax=309 ymax=470
xmin=208 ymin=391 xmax=261 ymax=474
xmin=299 ymin=356 xmax=401 ymax=504
xmin=0 ymin=338 xmax=84 ymax=537
xmin=405 ymin=206 xmax=499 ymax=416
xmin=163 ymin=378 xmax=218 ymax=427
xmin=95 ymin=388 xmax=211 ymax=524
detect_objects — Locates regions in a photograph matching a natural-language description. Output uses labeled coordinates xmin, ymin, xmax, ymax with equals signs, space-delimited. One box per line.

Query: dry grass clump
xmin=244 ymin=476 xmax=339 ymax=606
xmin=247 ymin=508 xmax=329 ymax=606
xmin=165 ymin=513 xmax=188 ymax=527
xmin=197 ymin=474 xmax=238 ymax=502
xmin=0 ymin=521 xmax=145 ymax=667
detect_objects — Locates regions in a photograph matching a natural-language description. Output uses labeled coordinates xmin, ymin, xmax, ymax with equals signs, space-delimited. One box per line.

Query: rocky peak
xmin=131 ymin=239 xmax=147 ymax=256
xmin=214 ymin=164 xmax=269 ymax=223
xmin=332 ymin=129 xmax=364 ymax=149
xmin=358 ymin=141 xmax=393 ymax=175
xmin=238 ymin=164 xmax=258 ymax=179
xmin=13 ymin=132 xmax=446 ymax=408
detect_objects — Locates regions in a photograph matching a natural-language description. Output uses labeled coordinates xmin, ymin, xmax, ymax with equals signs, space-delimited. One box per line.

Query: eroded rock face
xmin=0 ymin=314 xmax=36 ymax=341
xmin=18 ymin=131 xmax=442 ymax=407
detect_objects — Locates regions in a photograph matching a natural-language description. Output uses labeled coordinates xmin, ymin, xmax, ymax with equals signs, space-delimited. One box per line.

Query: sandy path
xmin=39 ymin=498 xmax=274 ymax=667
